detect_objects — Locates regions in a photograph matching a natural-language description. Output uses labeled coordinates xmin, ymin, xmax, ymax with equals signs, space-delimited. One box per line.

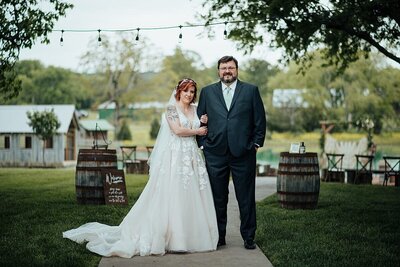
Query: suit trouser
xmin=204 ymin=148 xmax=257 ymax=241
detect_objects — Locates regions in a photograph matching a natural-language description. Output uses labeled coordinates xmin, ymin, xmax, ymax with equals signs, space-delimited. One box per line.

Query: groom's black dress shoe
xmin=244 ymin=239 xmax=256 ymax=249
xmin=217 ymin=237 xmax=226 ymax=247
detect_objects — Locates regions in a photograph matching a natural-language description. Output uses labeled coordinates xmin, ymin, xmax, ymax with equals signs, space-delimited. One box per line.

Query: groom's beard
xmin=219 ymin=73 xmax=237 ymax=84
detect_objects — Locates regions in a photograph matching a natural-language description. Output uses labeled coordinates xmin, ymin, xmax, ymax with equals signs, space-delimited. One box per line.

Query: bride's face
xmin=179 ymin=86 xmax=195 ymax=105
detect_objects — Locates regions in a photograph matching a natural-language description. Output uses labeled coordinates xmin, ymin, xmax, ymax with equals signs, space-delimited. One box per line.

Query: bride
xmin=63 ymin=78 xmax=219 ymax=258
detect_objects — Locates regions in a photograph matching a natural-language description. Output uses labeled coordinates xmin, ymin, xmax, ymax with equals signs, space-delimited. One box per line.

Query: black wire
xmin=53 ymin=20 xmax=248 ymax=33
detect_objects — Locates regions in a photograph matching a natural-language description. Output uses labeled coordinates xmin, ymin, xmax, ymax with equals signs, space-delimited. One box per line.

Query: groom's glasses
xmin=219 ymin=66 xmax=236 ymax=71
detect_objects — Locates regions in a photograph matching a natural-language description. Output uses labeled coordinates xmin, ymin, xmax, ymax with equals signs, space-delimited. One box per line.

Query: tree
xmin=200 ymin=0 xmax=400 ymax=71
xmin=27 ymin=109 xmax=61 ymax=166
xmin=240 ymin=59 xmax=279 ymax=105
xmin=130 ymin=47 xmax=215 ymax=109
xmin=241 ymin=59 xmax=279 ymax=94
xmin=80 ymin=34 xmax=155 ymax=135
xmin=0 ymin=60 xmax=96 ymax=108
xmin=117 ymin=120 xmax=132 ymax=141
xmin=268 ymin=51 xmax=400 ymax=133
xmin=1 ymin=0 xmax=73 ymax=100
xmin=149 ymin=118 xmax=160 ymax=140
xmin=148 ymin=47 xmax=207 ymax=101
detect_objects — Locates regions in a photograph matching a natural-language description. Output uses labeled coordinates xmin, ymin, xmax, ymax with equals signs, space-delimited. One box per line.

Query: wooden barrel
xmin=277 ymin=152 xmax=320 ymax=209
xmin=75 ymin=149 xmax=117 ymax=204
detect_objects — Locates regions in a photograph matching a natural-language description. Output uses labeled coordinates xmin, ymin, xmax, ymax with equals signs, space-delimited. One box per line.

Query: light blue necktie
xmin=224 ymin=87 xmax=232 ymax=110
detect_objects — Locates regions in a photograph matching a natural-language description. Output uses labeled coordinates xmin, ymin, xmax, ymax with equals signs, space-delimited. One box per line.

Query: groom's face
xmin=218 ymin=61 xmax=238 ymax=85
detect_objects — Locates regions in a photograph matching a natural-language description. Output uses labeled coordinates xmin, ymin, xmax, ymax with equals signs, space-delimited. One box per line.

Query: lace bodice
xmin=169 ymin=104 xmax=200 ymax=143
xmin=177 ymin=104 xmax=200 ymax=130
xmin=168 ymin=105 xmax=207 ymax=190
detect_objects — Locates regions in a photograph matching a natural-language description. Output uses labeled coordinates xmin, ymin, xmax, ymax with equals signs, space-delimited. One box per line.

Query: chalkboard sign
xmin=102 ymin=169 xmax=128 ymax=205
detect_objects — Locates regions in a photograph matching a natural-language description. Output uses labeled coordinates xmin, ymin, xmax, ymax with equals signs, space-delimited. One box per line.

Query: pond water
xmin=257 ymin=148 xmax=390 ymax=170
xmin=257 ymin=149 xmax=280 ymax=168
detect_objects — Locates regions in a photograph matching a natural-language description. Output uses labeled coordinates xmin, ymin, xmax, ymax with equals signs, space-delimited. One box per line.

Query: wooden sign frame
xmin=102 ymin=169 xmax=128 ymax=205
xmin=289 ymin=143 xmax=300 ymax=153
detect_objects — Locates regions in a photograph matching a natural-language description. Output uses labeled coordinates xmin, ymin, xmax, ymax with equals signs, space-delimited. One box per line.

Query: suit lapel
xmin=212 ymin=82 xmax=228 ymax=111
xmin=229 ymin=80 xmax=243 ymax=110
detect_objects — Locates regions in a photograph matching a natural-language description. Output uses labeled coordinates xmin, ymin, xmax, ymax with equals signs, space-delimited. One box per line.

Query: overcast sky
xmin=19 ymin=0 xmax=282 ymax=72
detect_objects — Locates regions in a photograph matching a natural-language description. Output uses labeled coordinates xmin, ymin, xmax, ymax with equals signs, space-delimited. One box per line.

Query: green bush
xmin=117 ymin=120 xmax=132 ymax=140
xmin=149 ymin=118 xmax=160 ymax=140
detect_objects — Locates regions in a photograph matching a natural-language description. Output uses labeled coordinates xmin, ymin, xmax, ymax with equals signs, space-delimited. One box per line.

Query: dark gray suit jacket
xmin=197 ymin=80 xmax=266 ymax=158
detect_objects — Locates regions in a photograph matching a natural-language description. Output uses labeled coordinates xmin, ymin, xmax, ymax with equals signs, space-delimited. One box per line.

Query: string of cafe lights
xmin=56 ymin=20 xmax=238 ymax=46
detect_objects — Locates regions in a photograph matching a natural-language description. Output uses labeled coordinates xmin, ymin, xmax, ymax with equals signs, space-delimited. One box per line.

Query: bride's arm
xmin=166 ymin=106 xmax=207 ymax=137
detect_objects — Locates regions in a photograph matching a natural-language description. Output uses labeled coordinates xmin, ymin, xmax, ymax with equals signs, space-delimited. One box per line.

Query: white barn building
xmin=0 ymin=105 xmax=79 ymax=167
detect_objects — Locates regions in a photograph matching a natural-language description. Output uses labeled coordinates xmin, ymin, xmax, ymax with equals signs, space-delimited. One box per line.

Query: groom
xmin=197 ymin=56 xmax=266 ymax=250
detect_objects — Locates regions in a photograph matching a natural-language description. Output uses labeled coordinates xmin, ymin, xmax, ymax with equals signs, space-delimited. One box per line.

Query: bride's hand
xmin=197 ymin=126 xmax=208 ymax=136
xmin=200 ymin=114 xmax=208 ymax=124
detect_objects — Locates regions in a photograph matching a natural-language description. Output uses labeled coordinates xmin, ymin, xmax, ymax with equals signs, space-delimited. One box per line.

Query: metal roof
xmin=79 ymin=119 xmax=115 ymax=131
xmin=0 ymin=105 xmax=76 ymax=134
xmin=98 ymin=101 xmax=116 ymax=109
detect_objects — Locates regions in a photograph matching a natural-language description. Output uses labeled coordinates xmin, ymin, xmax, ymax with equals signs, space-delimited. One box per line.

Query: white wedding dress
xmin=63 ymin=104 xmax=218 ymax=258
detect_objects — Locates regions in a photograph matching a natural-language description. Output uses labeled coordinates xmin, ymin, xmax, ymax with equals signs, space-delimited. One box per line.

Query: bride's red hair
xmin=175 ymin=78 xmax=197 ymax=104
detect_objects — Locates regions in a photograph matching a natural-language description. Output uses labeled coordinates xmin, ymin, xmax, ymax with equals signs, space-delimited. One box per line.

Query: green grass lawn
xmin=1 ymin=168 xmax=399 ymax=267
xmin=0 ymin=168 xmax=148 ymax=267
xmin=256 ymin=183 xmax=400 ymax=267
